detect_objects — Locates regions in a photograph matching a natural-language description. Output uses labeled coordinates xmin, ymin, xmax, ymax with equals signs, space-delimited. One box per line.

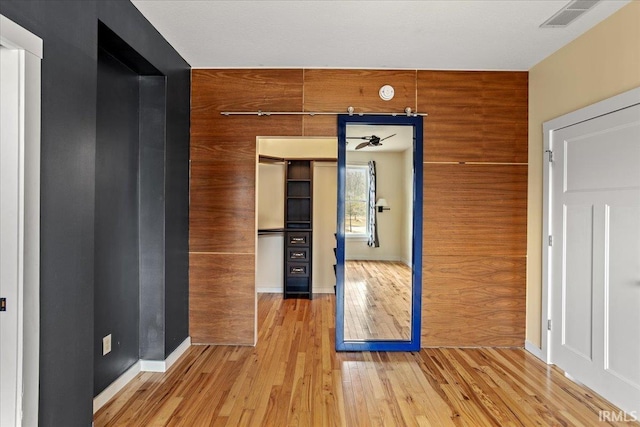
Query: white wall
xmin=259 ymin=137 xmax=337 ymax=159
xmin=312 ymin=162 xmax=338 ymax=293
xmin=527 ymin=1 xmax=640 ymax=347
xmin=345 ymin=150 xmax=409 ymax=263
xmin=401 ymin=148 xmax=412 ymax=265
xmin=256 ymin=161 xmax=285 ymax=292
xmin=257 ymin=162 xmax=284 ymax=230
xmin=256 ymin=234 xmax=284 ymax=292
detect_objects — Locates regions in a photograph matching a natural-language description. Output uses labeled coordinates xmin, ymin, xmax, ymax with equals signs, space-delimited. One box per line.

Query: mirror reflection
xmin=344 ymin=124 xmax=414 ymax=341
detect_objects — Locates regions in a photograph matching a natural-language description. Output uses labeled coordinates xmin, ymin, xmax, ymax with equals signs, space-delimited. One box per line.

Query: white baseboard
xmin=525 ymin=340 xmax=545 ymax=362
xmin=257 ymin=286 xmax=283 ymax=293
xmin=563 ymin=371 xmax=585 ymax=386
xmin=164 ymin=336 xmax=191 ymax=369
xmin=257 ymin=287 xmax=335 ymax=294
xmin=139 ymin=359 xmax=166 ymax=373
xmin=93 ymin=361 xmax=141 ymax=414
xmin=140 ymin=336 xmax=191 ymax=373
xmin=92 ymin=336 xmax=191 ymax=413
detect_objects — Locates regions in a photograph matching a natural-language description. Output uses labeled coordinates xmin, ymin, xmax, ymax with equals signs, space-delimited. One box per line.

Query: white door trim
xmin=0 ymin=14 xmax=42 ymax=427
xmin=0 ymin=15 xmax=42 ymax=58
xmin=541 ymin=86 xmax=640 ymax=363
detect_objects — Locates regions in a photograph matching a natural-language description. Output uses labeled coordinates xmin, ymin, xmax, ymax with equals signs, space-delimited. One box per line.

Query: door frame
xmin=541 ymin=86 xmax=640 ymax=363
xmin=336 ymin=114 xmax=423 ymax=351
xmin=0 ymin=14 xmax=42 ymax=427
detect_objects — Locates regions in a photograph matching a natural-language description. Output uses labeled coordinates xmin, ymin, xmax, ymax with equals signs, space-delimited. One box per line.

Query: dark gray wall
xmin=139 ymin=75 xmax=168 ymax=361
xmin=94 ymin=47 xmax=141 ymax=395
xmin=0 ymin=2 xmax=190 ymax=426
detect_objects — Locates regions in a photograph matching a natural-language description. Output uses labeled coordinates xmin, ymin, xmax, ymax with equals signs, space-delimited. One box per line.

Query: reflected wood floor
xmin=95 ymin=294 xmax=637 ymax=426
xmin=344 ymin=260 xmax=412 ymax=341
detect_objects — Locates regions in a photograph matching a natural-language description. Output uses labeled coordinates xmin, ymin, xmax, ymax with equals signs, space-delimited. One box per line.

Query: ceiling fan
xmin=346 ymin=134 xmax=396 ymax=150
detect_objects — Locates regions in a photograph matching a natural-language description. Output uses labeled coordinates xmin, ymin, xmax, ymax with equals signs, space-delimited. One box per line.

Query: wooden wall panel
xmin=191 ymin=115 xmax=303 ymax=147
xmin=422 ymin=256 xmax=526 ymax=347
xmin=302 ymin=69 xmax=417 ymax=136
xmin=190 ymin=70 xmax=305 ymax=344
xmin=190 ymin=137 xmax=257 ymax=163
xmin=423 ymin=164 xmax=527 ymax=257
xmin=189 ymin=160 xmax=255 ymax=253
xmin=190 ymin=253 xmax=255 ymax=345
xmin=418 ymin=71 xmax=528 ymax=163
xmin=304 ymin=69 xmax=417 ymax=112
xmin=191 ymin=69 xmax=304 ymax=155
xmin=192 ymin=69 xmax=304 ymax=138
xmin=192 ymin=69 xmax=303 ymax=112
xmin=190 ymin=68 xmax=529 ymax=347
xmin=301 ymin=115 xmax=338 ymax=138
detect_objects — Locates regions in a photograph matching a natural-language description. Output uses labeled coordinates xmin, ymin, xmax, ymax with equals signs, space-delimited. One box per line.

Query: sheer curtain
xmin=367 ymin=160 xmax=379 ymax=247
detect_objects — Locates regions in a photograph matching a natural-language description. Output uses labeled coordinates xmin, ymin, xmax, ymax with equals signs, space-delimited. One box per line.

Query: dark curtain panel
xmin=367 ymin=160 xmax=379 ymax=247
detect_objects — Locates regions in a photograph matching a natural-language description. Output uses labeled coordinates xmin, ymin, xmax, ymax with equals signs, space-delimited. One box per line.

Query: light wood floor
xmin=95 ymin=294 xmax=637 ymax=426
xmin=344 ymin=260 xmax=412 ymax=341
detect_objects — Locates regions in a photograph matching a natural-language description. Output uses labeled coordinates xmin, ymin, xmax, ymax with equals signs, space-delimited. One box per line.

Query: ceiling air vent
xmin=540 ymin=0 xmax=600 ymax=28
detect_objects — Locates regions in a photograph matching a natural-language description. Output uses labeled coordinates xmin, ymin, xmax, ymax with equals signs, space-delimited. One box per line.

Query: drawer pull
xmin=291 ymin=267 xmax=306 ymax=274
xmin=290 ymin=237 xmax=306 ymax=243
xmin=290 ymin=251 xmax=305 ymax=259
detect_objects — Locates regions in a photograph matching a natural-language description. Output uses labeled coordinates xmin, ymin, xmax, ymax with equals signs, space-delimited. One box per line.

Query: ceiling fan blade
xmin=355 ymin=141 xmax=370 ymax=150
xmin=346 ymin=136 xmax=372 ymax=140
xmin=379 ymin=133 xmax=397 ymax=142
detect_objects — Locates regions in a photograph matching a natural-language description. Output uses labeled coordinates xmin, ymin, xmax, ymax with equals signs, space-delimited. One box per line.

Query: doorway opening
xmin=255 ymin=137 xmax=338 ymax=301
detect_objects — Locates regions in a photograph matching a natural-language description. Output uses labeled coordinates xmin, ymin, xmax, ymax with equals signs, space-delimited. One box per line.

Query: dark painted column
xmin=94 ymin=47 xmax=141 ymax=395
xmin=139 ymin=76 xmax=167 ymax=361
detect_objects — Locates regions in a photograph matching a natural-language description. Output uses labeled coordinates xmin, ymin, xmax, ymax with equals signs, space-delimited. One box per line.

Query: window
xmin=345 ymin=165 xmax=369 ymax=237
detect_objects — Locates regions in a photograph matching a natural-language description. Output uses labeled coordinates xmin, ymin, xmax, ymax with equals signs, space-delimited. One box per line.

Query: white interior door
xmin=0 ymin=45 xmax=24 ymax=427
xmin=550 ymin=103 xmax=640 ymax=415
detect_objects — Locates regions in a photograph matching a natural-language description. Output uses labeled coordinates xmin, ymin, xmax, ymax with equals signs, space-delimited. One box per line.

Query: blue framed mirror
xmin=336 ymin=114 xmax=423 ymax=351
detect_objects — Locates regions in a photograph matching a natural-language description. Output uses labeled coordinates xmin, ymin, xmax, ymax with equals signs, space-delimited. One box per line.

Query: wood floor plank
xmin=344 ymin=260 xmax=412 ymax=341
xmin=95 ymin=294 xmax=638 ymax=427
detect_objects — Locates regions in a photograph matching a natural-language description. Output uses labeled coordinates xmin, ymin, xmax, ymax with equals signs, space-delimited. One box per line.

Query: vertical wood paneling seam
xmin=415 ymin=70 xmax=418 ymax=114
xmin=298 ymin=69 xmax=304 ymax=135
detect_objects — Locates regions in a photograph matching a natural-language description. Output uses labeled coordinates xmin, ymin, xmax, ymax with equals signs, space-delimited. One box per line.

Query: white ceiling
xmin=131 ymin=0 xmax=630 ymax=70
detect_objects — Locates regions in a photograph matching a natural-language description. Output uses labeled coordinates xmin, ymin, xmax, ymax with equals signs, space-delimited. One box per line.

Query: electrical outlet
xmin=102 ymin=334 xmax=112 ymax=356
